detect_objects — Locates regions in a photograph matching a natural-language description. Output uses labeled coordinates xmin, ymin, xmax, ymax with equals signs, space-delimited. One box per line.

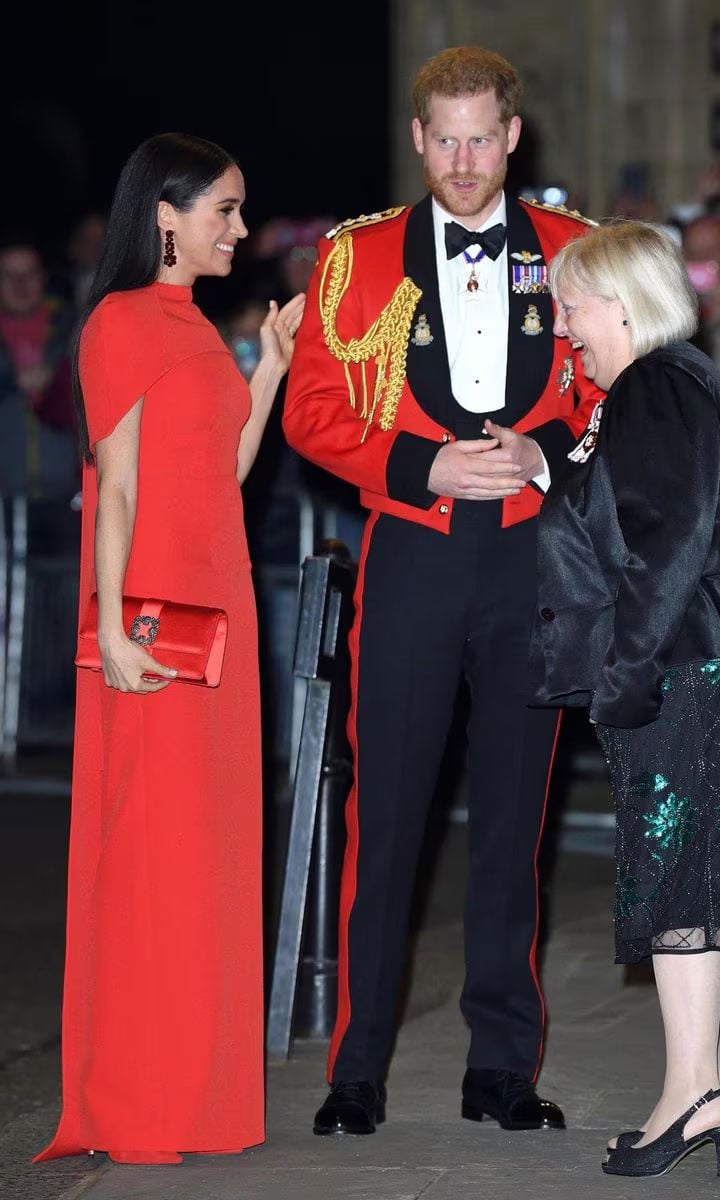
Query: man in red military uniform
xmin=284 ymin=45 xmax=602 ymax=1136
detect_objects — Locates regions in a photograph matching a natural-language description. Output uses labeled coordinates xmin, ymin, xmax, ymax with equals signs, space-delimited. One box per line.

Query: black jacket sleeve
xmin=530 ymin=418 xmax=576 ymax=477
xmin=590 ymin=358 xmax=720 ymax=727
xmin=385 ymin=431 xmax=441 ymax=508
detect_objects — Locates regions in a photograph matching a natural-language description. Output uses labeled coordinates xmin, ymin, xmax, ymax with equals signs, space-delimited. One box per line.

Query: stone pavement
xmin=5 ymin=795 xmax=720 ymax=1200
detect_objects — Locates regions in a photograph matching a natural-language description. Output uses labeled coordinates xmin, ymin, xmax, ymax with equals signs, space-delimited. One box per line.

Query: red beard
xmin=424 ymin=161 xmax=508 ymax=223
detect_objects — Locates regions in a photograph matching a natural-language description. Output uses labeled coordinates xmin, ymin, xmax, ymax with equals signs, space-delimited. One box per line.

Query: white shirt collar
xmin=431 ymin=193 xmax=507 ymax=250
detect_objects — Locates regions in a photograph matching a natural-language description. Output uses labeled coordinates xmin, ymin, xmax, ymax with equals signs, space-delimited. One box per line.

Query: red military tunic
xmin=283 ymin=195 xmax=604 ymax=1088
xmin=284 ymin=199 xmax=602 ymax=529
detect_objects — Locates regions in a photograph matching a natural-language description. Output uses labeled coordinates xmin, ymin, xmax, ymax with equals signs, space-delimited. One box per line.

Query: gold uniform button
xmin=441 ymin=432 xmax=451 ymax=443
xmin=439 ymin=504 xmax=449 ymax=515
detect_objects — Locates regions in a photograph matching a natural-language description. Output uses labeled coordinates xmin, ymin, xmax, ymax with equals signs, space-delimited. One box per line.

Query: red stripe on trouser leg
xmin=326 ymin=512 xmax=378 ymax=1082
xmin=530 ymin=709 xmax=563 ymax=1083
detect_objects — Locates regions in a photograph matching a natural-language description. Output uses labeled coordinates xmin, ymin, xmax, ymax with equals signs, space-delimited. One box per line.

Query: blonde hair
xmin=548 ymin=220 xmax=698 ymax=358
xmin=412 ymin=46 xmax=522 ymax=127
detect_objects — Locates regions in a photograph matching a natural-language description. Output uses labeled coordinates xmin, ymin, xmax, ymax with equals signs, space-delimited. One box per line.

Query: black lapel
xmin=404 ymin=195 xmax=454 ymax=428
xmin=504 ymin=197 xmax=554 ymax=423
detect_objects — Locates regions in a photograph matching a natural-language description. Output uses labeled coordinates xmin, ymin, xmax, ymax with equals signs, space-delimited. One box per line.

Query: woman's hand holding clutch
xmin=98 ymin=632 xmax=178 ymax=694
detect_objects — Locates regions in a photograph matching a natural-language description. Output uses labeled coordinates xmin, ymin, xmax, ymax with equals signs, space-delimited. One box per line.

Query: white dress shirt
xmin=432 ymin=194 xmax=550 ymax=489
xmin=432 ymin=194 xmax=509 ymax=414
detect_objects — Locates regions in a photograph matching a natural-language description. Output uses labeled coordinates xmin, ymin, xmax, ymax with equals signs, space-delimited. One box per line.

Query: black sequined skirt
xmin=597 ymin=659 xmax=720 ymax=964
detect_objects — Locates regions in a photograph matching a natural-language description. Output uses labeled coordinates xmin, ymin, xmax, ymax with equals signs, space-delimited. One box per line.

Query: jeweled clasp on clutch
xmin=130 ymin=614 xmax=159 ymax=646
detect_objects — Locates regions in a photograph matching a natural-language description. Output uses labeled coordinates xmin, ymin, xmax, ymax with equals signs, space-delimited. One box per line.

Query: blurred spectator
xmin=50 ymin=210 xmax=107 ymax=317
xmin=235 ymin=217 xmax=363 ymax=764
xmin=249 ymin=215 xmax=365 ymax=560
xmin=219 ymin=298 xmax=266 ymax=380
xmin=247 ymin=216 xmax=336 ymax=499
xmin=606 ymin=161 xmax=660 ymax=225
xmin=253 ymin=216 xmax=334 ymax=303
xmin=608 ymin=183 xmax=683 ymax=248
xmin=683 ymin=214 xmax=720 ymax=365
xmin=0 ymin=241 xmax=80 ymax=741
xmin=609 ymin=191 xmax=662 ymax=222
xmin=0 ymin=237 xmax=79 ymax=535
xmin=668 ymin=159 xmax=720 ymax=230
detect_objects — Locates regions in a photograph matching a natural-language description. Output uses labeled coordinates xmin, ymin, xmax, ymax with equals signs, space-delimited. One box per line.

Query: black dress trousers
xmin=331 ymin=495 xmax=561 ymax=1083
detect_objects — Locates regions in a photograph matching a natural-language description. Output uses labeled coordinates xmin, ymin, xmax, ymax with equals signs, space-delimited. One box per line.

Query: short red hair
xmin=412 ymin=45 xmax=522 ymax=127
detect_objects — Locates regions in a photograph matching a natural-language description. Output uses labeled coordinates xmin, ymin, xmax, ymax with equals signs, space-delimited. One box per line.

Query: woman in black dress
xmin=531 ymin=220 xmax=720 ymax=1178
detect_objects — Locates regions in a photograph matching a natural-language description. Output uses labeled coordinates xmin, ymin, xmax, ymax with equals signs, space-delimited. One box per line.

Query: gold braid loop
xmin=320 ymin=233 xmax=421 ymax=441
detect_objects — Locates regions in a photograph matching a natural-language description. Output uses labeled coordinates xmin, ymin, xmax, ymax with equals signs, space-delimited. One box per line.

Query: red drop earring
xmin=163 ymin=230 xmax=177 ymax=267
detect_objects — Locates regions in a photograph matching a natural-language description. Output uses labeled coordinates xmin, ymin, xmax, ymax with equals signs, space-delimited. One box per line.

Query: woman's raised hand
xmin=258 ymin=293 xmax=306 ymax=374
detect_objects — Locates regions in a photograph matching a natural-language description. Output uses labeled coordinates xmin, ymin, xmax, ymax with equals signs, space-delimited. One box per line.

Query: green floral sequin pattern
xmin=701 ymin=660 xmax=720 ymax=686
xmin=628 ymin=772 xmax=669 ymax=798
xmin=596 ymin=659 xmax=720 ymax=964
xmin=642 ymin=791 xmax=698 ymax=851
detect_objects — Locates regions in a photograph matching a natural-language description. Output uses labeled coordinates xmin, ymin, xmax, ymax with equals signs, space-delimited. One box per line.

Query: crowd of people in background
xmin=1 ymin=160 xmax=719 ymax=759
xmin=2 ymin=162 xmax=719 ymax=522
xmin=0 ymin=208 xmax=370 ymax=557
xmin=0 ymin=206 xmax=368 ymax=761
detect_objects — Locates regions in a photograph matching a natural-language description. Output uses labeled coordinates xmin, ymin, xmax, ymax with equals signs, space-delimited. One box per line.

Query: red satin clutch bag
xmin=75 ymin=595 xmax=228 ymax=687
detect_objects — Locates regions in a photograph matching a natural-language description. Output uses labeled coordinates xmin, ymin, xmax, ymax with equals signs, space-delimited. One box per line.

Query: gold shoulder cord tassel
xmin=320 ymin=234 xmax=421 ymax=442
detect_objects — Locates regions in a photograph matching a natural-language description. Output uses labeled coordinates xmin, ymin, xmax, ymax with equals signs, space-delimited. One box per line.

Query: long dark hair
xmin=73 ymin=132 xmax=237 ymax=461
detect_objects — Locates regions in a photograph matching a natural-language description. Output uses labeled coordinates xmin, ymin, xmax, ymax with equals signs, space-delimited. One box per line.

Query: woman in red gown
xmin=34 ymin=133 xmax=305 ymax=1165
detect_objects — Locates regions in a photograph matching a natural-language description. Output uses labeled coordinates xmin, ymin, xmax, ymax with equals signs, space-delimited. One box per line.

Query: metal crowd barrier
xmin=0 ymin=489 xmax=353 ymax=773
xmin=1 ymin=498 xmax=79 ymax=761
xmin=267 ymin=543 xmax=356 ymax=1058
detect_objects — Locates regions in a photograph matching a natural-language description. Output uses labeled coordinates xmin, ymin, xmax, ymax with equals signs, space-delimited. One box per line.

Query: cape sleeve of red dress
xmin=80 ymin=290 xmax=172 ymax=451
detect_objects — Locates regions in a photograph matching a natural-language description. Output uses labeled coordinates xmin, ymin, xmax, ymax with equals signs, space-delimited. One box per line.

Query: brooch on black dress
xmin=568 ymin=400 xmax=604 ymax=463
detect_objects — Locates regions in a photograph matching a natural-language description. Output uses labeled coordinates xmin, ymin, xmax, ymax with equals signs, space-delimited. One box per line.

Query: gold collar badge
xmin=411 ymin=314 xmax=433 ymax=346
xmin=521 ymin=304 xmax=543 ymax=336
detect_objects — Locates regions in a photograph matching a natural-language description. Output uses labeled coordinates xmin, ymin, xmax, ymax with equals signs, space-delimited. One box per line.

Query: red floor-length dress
xmin=35 ymin=281 xmax=264 ymax=1159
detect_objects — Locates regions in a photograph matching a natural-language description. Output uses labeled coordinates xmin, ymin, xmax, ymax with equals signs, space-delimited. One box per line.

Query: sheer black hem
xmin=598 ymin=659 xmax=720 ymax=966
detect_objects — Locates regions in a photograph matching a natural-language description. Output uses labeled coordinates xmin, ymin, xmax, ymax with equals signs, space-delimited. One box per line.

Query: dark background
xmin=3 ymin=3 xmax=392 ymax=279
xmin=3 ymin=4 xmax=546 ymax=255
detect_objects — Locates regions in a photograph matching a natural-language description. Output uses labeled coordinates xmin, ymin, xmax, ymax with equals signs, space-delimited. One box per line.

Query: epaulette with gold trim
xmin=522 ymin=197 xmax=598 ymax=227
xmin=319 ymin=229 xmax=420 ymax=442
xmin=325 ymin=206 xmax=406 ymax=240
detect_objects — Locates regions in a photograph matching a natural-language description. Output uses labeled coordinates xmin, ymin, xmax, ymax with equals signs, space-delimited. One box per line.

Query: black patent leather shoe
xmin=313 ymin=1081 xmax=386 ymax=1135
xmin=462 ymin=1068 xmax=565 ymax=1131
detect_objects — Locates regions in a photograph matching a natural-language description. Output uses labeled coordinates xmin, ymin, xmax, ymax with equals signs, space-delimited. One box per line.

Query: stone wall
xmin=392 ymin=0 xmax=719 ymax=221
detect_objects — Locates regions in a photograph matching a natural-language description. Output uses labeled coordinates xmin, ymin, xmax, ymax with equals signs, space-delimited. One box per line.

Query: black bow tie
xmin=444 ymin=221 xmax=507 ymax=261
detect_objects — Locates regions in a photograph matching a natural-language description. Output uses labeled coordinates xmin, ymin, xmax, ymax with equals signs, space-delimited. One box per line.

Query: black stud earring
xmin=163 ymin=230 xmax=177 ymax=267
xmin=622 ymin=319 xmax=628 ymax=326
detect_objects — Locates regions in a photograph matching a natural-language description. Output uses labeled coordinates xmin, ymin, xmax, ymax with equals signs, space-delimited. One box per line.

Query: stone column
xmin=391 ymin=0 xmax=719 ymax=220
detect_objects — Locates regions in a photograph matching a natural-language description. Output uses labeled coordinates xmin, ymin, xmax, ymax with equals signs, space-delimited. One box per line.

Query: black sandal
xmin=602 ymin=1089 xmax=720 ymax=1177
